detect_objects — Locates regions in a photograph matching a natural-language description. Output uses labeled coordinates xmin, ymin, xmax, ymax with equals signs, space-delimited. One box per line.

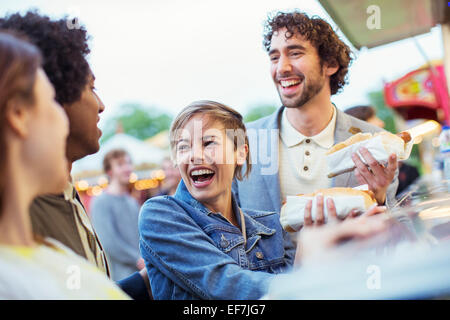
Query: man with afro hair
xmin=0 ymin=10 xmax=151 ymax=299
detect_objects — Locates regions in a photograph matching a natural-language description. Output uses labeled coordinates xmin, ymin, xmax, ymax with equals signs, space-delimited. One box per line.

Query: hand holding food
xmin=326 ymin=131 xmax=411 ymax=178
xmin=280 ymin=187 xmax=378 ymax=232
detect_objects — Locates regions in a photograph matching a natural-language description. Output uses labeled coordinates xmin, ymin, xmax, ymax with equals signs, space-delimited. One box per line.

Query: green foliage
xmin=244 ymin=104 xmax=277 ymax=123
xmin=367 ymin=90 xmax=397 ymax=134
xmin=100 ymin=103 xmax=173 ymax=144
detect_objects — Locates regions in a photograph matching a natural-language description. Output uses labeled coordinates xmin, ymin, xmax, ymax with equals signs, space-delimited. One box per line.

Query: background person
xmin=0 ymin=32 xmax=128 ymax=299
xmin=91 ymin=149 xmax=143 ymax=281
xmin=155 ymin=157 xmax=182 ymax=196
xmin=344 ymin=105 xmax=385 ymax=128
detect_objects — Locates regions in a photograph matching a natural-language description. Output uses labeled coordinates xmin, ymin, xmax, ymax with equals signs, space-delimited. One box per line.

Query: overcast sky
xmin=1 ymin=0 xmax=444 ymax=131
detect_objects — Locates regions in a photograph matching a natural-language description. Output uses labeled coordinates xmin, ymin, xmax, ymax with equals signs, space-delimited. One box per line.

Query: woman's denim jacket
xmin=138 ymin=180 xmax=296 ymax=300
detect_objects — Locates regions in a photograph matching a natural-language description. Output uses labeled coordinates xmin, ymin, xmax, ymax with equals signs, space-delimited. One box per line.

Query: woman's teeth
xmin=191 ymin=169 xmax=215 ymax=176
xmin=190 ymin=169 xmax=215 ymax=183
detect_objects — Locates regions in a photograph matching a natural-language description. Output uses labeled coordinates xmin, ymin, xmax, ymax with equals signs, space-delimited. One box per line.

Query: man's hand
xmin=351 ymin=147 xmax=397 ymax=205
xmin=303 ymin=195 xmax=337 ymax=228
xmin=303 ymin=195 xmax=384 ymax=228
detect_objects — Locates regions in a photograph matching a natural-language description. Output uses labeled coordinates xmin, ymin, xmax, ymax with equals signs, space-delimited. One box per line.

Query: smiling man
xmin=233 ymin=11 xmax=399 ymax=225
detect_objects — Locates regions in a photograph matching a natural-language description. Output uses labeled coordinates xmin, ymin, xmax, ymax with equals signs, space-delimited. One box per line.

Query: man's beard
xmin=280 ymin=70 xmax=326 ymax=109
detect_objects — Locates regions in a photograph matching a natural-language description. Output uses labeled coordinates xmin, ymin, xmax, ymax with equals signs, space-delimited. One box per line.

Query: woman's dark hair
xmin=0 ymin=31 xmax=42 ymax=213
xmin=263 ymin=11 xmax=353 ymax=95
xmin=344 ymin=105 xmax=375 ymax=122
xmin=0 ymin=10 xmax=91 ymax=105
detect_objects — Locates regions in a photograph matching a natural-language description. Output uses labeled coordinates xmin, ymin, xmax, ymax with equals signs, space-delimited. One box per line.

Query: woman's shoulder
xmin=139 ymin=195 xmax=192 ymax=222
xmin=141 ymin=195 xmax=182 ymax=212
xmin=0 ymin=240 xmax=130 ymax=299
xmin=241 ymin=207 xmax=278 ymax=219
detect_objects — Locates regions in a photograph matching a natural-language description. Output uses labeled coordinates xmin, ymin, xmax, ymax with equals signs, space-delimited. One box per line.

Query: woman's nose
xmin=190 ymin=143 xmax=204 ymax=165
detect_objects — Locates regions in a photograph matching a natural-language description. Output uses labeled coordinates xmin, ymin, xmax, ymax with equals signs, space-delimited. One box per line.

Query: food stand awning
xmin=72 ymin=133 xmax=168 ymax=179
xmin=318 ymin=0 xmax=450 ymax=124
xmin=318 ymin=0 xmax=448 ymax=50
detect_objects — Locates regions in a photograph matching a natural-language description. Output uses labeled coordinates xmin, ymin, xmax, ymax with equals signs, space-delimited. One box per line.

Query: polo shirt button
xmin=305 ymin=150 xmax=310 ymax=156
xmin=303 ymin=166 xmax=309 ymax=171
xmin=256 ymin=252 xmax=264 ymax=259
xmin=305 ymin=139 xmax=311 ymax=143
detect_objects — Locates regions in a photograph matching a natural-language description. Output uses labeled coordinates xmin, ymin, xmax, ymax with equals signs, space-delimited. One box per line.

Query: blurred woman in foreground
xmin=0 ymin=31 xmax=129 ymax=299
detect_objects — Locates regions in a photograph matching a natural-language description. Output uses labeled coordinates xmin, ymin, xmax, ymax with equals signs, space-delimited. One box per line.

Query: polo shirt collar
xmin=280 ymin=105 xmax=337 ymax=149
xmin=63 ymin=181 xmax=76 ymax=202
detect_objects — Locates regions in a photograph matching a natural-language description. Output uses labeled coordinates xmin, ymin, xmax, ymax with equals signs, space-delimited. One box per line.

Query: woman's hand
xmin=348 ymin=204 xmax=387 ymax=218
xmin=136 ymin=257 xmax=146 ymax=270
xmin=294 ymin=214 xmax=388 ymax=266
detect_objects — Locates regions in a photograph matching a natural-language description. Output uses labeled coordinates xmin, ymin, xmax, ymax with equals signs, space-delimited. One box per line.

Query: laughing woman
xmin=138 ymin=100 xmax=297 ymax=300
xmin=139 ymin=101 xmax=388 ymax=300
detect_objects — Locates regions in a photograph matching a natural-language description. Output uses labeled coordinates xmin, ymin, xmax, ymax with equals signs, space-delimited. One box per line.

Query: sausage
xmin=397 ymin=131 xmax=412 ymax=143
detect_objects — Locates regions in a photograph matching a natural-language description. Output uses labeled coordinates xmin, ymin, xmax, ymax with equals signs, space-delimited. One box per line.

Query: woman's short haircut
xmin=169 ymin=100 xmax=251 ymax=181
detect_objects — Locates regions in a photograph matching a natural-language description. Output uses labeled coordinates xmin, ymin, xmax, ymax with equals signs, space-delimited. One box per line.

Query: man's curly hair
xmin=0 ymin=10 xmax=91 ymax=105
xmin=263 ymin=11 xmax=353 ymax=95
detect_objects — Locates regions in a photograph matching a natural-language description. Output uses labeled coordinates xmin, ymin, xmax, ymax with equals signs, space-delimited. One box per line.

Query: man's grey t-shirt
xmin=91 ymin=192 xmax=141 ymax=281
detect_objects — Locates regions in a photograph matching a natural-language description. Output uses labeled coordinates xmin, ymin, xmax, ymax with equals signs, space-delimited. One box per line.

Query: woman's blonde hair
xmin=169 ymin=100 xmax=251 ymax=181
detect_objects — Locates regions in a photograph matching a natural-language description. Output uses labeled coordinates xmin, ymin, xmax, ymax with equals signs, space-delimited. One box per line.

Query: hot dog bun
xmin=326 ymin=131 xmax=408 ymax=156
xmin=326 ymin=132 xmax=372 ymax=155
xmin=295 ymin=187 xmax=377 ymax=209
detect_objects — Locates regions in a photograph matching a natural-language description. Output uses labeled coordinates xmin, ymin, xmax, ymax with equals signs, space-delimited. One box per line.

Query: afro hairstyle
xmin=0 ymin=10 xmax=91 ymax=105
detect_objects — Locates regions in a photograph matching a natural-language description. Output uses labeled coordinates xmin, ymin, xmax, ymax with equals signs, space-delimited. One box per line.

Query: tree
xmin=368 ymin=90 xmax=397 ymax=134
xmin=100 ymin=103 xmax=173 ymax=144
xmin=244 ymin=104 xmax=277 ymax=123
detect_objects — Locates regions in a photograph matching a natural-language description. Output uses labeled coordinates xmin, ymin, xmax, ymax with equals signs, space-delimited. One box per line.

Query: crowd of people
xmin=0 ymin=10 xmax=417 ymax=300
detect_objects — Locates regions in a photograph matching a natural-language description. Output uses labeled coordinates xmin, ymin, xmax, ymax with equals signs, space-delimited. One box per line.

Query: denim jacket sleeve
xmin=138 ymin=196 xmax=276 ymax=300
xmin=281 ymin=225 xmax=296 ymax=268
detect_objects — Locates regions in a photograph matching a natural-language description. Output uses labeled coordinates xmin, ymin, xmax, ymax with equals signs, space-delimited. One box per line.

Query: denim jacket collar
xmin=174 ymin=180 xmax=275 ymax=237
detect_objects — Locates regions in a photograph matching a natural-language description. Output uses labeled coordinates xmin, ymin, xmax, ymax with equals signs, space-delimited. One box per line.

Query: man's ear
xmin=236 ymin=144 xmax=248 ymax=166
xmin=5 ymin=98 xmax=31 ymax=138
xmin=325 ymin=63 xmax=339 ymax=77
